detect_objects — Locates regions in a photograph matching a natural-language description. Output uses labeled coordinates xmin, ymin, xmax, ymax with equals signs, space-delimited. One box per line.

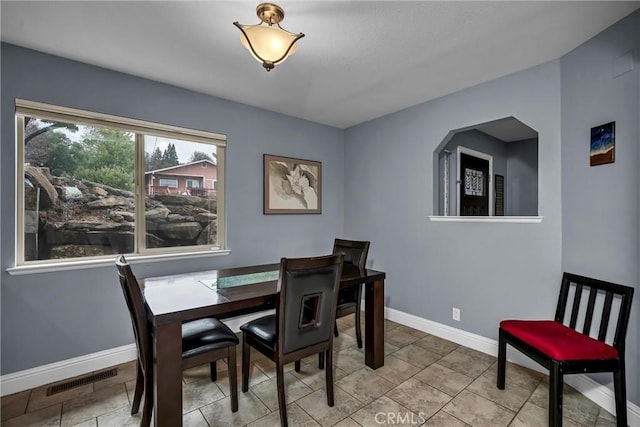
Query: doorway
xmin=457 ymin=147 xmax=493 ymax=216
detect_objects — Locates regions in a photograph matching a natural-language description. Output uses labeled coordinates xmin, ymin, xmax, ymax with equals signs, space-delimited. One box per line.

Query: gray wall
xmin=561 ymin=10 xmax=640 ymax=405
xmin=506 ymin=138 xmax=538 ymax=216
xmin=344 ymin=59 xmax=563 ymax=345
xmin=0 ymin=44 xmax=345 ymax=374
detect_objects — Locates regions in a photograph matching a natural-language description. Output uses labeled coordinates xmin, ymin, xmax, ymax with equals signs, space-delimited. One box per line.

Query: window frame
xmin=15 ymin=99 xmax=227 ymax=267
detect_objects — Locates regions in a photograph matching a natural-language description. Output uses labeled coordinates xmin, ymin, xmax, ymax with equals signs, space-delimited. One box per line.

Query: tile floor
xmin=1 ymin=315 xmax=618 ymax=426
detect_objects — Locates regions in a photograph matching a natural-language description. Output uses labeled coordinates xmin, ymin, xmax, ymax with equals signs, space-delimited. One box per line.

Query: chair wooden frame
xmin=497 ymin=272 xmax=634 ymax=427
xmin=116 ymin=255 xmax=238 ymax=426
xmin=241 ymin=253 xmax=344 ymax=427
xmin=332 ymin=239 xmax=370 ymax=346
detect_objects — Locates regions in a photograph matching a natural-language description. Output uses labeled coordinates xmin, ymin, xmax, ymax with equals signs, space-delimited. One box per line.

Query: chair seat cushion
xmin=240 ymin=314 xmax=276 ymax=347
xmin=182 ymin=318 xmax=238 ymax=358
xmin=500 ymin=320 xmax=618 ymax=361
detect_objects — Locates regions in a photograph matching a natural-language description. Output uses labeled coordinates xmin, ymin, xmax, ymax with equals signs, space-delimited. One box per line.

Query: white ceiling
xmin=2 ymin=1 xmax=639 ymax=129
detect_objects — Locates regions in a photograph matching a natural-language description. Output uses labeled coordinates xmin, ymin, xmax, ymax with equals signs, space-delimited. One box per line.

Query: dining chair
xmin=240 ymin=253 xmax=344 ymax=427
xmin=115 ymin=255 xmax=239 ymax=427
xmin=332 ymin=239 xmax=370 ymax=344
xmin=497 ymin=272 xmax=634 ymax=427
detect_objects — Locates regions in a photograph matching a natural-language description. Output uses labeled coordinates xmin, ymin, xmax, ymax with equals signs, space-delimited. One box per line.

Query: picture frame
xmin=263 ymin=154 xmax=321 ymax=214
xmin=590 ymin=121 xmax=615 ymax=166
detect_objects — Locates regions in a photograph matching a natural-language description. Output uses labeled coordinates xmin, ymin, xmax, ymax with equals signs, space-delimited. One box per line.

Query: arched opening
xmin=433 ymin=117 xmax=539 ymax=217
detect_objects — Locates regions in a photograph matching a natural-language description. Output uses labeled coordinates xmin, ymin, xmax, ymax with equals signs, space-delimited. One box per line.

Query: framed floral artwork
xmin=263 ymin=154 xmax=321 ymax=214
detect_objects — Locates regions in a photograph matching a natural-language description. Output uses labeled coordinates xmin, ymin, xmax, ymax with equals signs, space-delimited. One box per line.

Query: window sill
xmin=428 ymin=216 xmax=543 ymax=223
xmin=6 ymin=249 xmax=231 ymax=276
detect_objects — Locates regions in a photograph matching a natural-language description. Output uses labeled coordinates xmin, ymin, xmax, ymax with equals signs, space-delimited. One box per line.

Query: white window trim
xmin=14 ymin=99 xmax=227 ymax=267
xmin=428 ymin=216 xmax=543 ymax=223
xmin=456 ymin=146 xmax=494 ymax=216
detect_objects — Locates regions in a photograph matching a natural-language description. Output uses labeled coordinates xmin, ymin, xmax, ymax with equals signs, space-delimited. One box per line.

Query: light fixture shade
xmin=233 ymin=3 xmax=304 ymax=71
xmin=237 ymin=23 xmax=300 ymax=67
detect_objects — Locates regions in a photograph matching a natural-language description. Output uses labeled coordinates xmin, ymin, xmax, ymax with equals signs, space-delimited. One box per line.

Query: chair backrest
xmin=555 ymin=272 xmax=634 ymax=355
xmin=333 ymin=239 xmax=370 ymax=270
xmin=276 ymin=253 xmax=344 ymax=356
xmin=115 ymin=255 xmax=152 ymax=370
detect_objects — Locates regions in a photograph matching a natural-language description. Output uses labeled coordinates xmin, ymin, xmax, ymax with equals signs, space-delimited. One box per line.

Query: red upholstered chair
xmin=497 ymin=273 xmax=634 ymax=427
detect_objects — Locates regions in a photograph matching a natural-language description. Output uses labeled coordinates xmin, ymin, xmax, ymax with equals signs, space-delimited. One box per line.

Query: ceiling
xmin=2 ymin=1 xmax=639 ymax=129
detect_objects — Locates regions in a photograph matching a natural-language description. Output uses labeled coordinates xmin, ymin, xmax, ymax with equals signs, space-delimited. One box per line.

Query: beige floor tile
xmin=384 ymin=328 xmax=422 ymax=348
xmin=509 ymin=401 xmax=582 ymax=427
xmin=595 ymin=412 xmax=617 ymax=427
xmin=252 ymin=356 xmax=296 ymax=379
xmin=216 ymin=361 xmax=270 ymax=395
xmin=413 ymin=363 xmax=473 ymax=397
xmin=456 ymin=346 xmax=497 ymax=365
xmin=351 ymin=395 xmax=422 ymax=426
xmin=391 ymin=343 xmax=442 ymax=369
xmin=528 ymin=381 xmax=601 ymax=426
xmin=368 ymin=355 xmax=421 ymax=385
xmin=437 ymin=347 xmax=494 ymax=378
xmin=413 ymin=335 xmax=459 ymax=356
xmin=488 ymin=361 xmax=545 ymax=386
xmin=336 ymin=368 xmax=395 ymax=404
xmin=297 ymin=387 xmax=364 ymax=426
xmin=385 ymin=377 xmax=451 ymax=419
xmin=200 ymin=390 xmax=270 ymax=426
xmin=93 ymin=361 xmax=138 ymax=390
xmin=384 ymin=319 xmax=402 ymax=331
xmin=467 ymin=370 xmax=538 ymax=412
xmin=291 ymin=361 xmax=348 ymax=390
xmin=334 ymin=333 xmax=359 ymax=351
xmin=182 ymin=409 xmax=209 ymax=427
xmin=182 ymin=362 xmax=216 ymax=384
xmin=181 ymin=377 xmax=225 ymax=414
xmin=423 ymin=410 xmax=470 ymax=426
xmin=27 ymin=381 xmax=94 ymax=412
xmin=250 ymin=371 xmax=314 ymax=411
xmin=332 ymin=417 xmax=363 ymax=427
xmin=443 ymin=390 xmax=515 ymax=427
xmin=72 ymin=418 xmax=97 ymax=426
xmin=337 ymin=323 xmax=359 ymax=339
xmin=391 ymin=324 xmax=429 ymax=339
xmin=60 ymin=384 xmax=129 ymax=427
xmin=336 ymin=346 xmax=373 ymax=374
xmin=2 ymin=403 xmax=62 ymax=427
xmin=1 ymin=390 xmax=31 ymax=421
xmin=96 ymin=405 xmax=142 ymax=426
xmin=246 ymin=402 xmax=320 ymax=427
xmin=1 ymin=319 xmax=619 ymax=427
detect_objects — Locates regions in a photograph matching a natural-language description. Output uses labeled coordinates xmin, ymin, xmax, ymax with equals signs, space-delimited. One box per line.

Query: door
xmin=459 ymin=153 xmax=489 ymax=216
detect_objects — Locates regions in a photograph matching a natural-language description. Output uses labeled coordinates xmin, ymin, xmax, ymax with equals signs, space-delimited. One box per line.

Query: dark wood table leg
xmin=154 ymin=322 xmax=182 ymax=426
xmin=364 ymin=278 xmax=384 ymax=369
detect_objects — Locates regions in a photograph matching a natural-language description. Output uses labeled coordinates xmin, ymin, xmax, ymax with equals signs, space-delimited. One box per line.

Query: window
xmin=186 ymin=179 xmax=200 ymax=188
xmin=16 ymin=99 xmax=226 ymax=266
xmin=158 ymin=178 xmax=178 ymax=188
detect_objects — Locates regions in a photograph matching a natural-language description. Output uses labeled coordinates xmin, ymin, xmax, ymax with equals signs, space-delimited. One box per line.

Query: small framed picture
xmin=263 ymin=154 xmax=321 ymax=214
xmin=590 ymin=121 xmax=615 ymax=166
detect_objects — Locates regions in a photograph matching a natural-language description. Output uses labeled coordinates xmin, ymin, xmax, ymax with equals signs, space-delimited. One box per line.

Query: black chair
xmin=240 ymin=253 xmax=344 ymax=427
xmin=332 ymin=239 xmax=370 ymax=347
xmin=116 ymin=255 xmax=239 ymax=427
xmin=497 ymin=272 xmax=634 ymax=427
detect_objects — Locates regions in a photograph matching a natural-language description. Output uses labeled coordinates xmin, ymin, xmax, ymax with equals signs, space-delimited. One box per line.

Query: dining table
xmin=141 ymin=261 xmax=386 ymax=426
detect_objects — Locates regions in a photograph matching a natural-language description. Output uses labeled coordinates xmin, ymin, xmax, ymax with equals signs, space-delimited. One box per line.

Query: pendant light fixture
xmin=233 ymin=3 xmax=305 ymax=71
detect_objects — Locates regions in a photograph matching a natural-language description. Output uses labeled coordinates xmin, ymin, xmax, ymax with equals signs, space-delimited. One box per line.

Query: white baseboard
xmin=0 ymin=311 xmax=272 ymax=397
xmin=0 ymin=344 xmax=137 ymax=397
xmin=385 ymin=307 xmax=640 ymax=427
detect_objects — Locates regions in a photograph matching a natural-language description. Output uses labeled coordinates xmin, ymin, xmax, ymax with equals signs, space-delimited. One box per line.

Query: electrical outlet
xmin=452 ymin=307 xmax=461 ymax=321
